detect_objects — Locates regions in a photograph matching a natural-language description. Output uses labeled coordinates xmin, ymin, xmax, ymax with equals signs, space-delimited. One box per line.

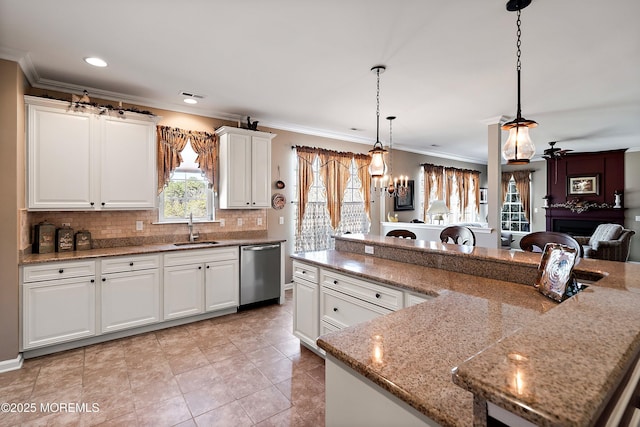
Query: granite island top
xmin=291 ymin=235 xmax=640 ymax=426
xmin=21 ymin=237 xmax=285 ymax=265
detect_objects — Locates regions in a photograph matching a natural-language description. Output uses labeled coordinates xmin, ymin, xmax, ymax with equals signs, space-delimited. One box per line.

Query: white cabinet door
xmin=100 ymin=269 xmax=160 ymax=333
xmin=163 ymin=264 xmax=205 ymax=320
xmin=205 ymin=259 xmax=239 ymax=312
xmin=23 ymin=277 xmax=96 ymax=349
xmin=100 ymin=117 xmax=156 ymax=209
xmin=27 ymin=104 xmax=96 ymax=210
xmin=216 ymin=126 xmax=275 ymax=209
xmin=293 ymin=278 xmax=319 ymax=349
xmin=251 ymin=135 xmax=272 ymax=208
xmin=227 ymin=132 xmax=252 ymax=208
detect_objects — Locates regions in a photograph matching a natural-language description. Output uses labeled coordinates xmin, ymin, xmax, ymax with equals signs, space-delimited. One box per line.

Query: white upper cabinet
xmin=25 ymin=96 xmax=158 ymax=210
xmin=216 ymin=126 xmax=275 ymax=209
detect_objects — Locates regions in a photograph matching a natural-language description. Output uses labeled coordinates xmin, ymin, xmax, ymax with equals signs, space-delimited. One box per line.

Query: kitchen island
xmin=291 ymin=234 xmax=640 ymax=426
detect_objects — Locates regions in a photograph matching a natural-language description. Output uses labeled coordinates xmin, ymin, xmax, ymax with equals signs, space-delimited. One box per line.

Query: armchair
xmin=575 ymin=224 xmax=635 ymax=262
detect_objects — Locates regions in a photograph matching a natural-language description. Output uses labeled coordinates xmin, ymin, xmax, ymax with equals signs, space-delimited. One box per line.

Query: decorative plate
xmin=272 ymin=193 xmax=286 ymax=210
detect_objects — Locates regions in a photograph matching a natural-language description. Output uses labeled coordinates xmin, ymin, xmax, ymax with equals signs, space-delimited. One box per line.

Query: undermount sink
xmin=173 ymin=241 xmax=219 ymax=246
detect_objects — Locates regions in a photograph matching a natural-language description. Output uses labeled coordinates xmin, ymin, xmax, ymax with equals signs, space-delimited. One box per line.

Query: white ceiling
xmin=1 ymin=0 xmax=639 ymax=164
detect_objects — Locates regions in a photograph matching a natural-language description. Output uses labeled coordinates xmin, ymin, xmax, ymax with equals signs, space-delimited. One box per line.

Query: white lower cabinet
xmin=22 ymin=260 xmax=97 ymax=350
xmin=163 ymin=247 xmax=239 ymax=320
xmin=163 ymin=263 xmax=205 ymax=320
xmin=293 ymin=261 xmax=320 ymax=350
xmin=205 ymin=259 xmax=239 ymax=312
xmin=100 ymin=255 xmax=160 ymax=333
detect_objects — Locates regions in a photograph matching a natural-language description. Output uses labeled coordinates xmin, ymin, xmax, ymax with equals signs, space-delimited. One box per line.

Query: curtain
xmin=354 ymin=153 xmax=372 ymax=221
xmin=463 ymin=170 xmax=480 ymax=214
xmin=295 ymin=147 xmax=317 ymax=233
xmin=319 ymin=151 xmax=353 ymax=230
xmin=423 ymin=164 xmax=444 ymax=212
xmin=501 ymin=172 xmax=512 ymax=203
xmin=444 ymin=168 xmax=456 ymax=210
xmin=157 ymin=126 xmax=189 ymax=194
xmin=512 ymin=170 xmax=532 ymax=222
xmin=189 ymin=131 xmax=218 ymax=193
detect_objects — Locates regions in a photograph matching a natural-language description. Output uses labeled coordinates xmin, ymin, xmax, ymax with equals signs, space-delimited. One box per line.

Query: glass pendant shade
xmin=368 ymin=144 xmax=387 ymax=177
xmin=502 ymin=122 xmax=536 ymax=165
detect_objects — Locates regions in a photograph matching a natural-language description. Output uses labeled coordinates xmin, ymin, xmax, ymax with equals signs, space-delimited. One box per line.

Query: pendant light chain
xmin=516 ymin=9 xmax=522 ymax=72
xmin=375 ymin=68 xmax=381 ymax=144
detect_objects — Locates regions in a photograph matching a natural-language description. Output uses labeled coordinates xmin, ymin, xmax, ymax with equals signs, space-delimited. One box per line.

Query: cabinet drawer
xmin=164 ymin=247 xmax=238 ymax=266
xmin=101 ymin=254 xmax=160 ymax=273
xmin=23 ymin=260 xmax=96 ymax=283
xmin=320 ymin=319 xmax=341 ymax=334
xmin=405 ymin=292 xmax=434 ymax=307
xmin=321 ymin=287 xmax=392 ymax=329
xmin=293 ymin=261 xmax=319 ymax=283
xmin=321 ymin=270 xmax=403 ymax=311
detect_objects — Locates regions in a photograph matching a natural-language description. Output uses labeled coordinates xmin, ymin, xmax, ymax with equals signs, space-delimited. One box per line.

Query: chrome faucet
xmin=188 ymin=212 xmax=199 ymax=242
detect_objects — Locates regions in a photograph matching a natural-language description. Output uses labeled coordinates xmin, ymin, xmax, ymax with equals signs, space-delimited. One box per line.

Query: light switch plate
xmin=237 ymin=218 xmax=243 ymax=226
xmin=135 ymin=220 xmax=143 ymax=231
xmin=365 ymin=245 xmax=374 ymax=254
xmin=279 ymin=216 xmax=284 ymax=225
xmin=257 ymin=217 xmax=263 ymax=226
xmin=219 ymin=219 xmax=225 ymax=227
xmin=636 ymin=216 xmax=640 ymax=222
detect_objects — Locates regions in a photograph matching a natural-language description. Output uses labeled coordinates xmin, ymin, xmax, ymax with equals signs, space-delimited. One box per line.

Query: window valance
xmin=157 ymin=126 xmax=218 ymax=194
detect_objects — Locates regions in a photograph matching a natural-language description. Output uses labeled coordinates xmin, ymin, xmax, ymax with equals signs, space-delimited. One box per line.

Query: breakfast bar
xmin=291 ymin=234 xmax=640 ymax=426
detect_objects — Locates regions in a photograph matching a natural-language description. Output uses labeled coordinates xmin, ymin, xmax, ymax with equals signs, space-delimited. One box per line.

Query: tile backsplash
xmin=22 ymin=209 xmax=267 ymax=252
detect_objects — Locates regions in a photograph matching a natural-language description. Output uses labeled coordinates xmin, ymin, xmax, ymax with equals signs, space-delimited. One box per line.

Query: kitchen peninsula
xmin=291 ymin=234 xmax=640 ymax=426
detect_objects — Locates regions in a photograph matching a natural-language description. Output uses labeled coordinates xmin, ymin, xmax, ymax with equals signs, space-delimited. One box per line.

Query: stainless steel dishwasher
xmin=240 ymin=243 xmax=281 ymax=308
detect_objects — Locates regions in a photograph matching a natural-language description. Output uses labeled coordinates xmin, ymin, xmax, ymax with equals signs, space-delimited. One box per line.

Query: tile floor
xmin=0 ymin=290 xmax=326 ymax=426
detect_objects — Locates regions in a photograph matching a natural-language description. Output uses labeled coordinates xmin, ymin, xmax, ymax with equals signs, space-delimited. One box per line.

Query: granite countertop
xmin=21 ymin=237 xmax=285 ymax=265
xmin=292 ymin=238 xmax=640 ymax=426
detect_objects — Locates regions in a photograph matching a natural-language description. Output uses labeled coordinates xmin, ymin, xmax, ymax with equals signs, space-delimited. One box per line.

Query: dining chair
xmin=439 ymin=226 xmax=476 ymax=246
xmin=386 ymin=229 xmax=417 ymax=239
xmin=519 ymin=231 xmax=583 ymax=257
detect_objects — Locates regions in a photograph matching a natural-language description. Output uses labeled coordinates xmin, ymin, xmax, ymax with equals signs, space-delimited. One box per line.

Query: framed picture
xmin=479 ymin=188 xmax=488 ymax=204
xmin=394 ymin=180 xmax=414 ymax=211
xmin=535 ymin=243 xmax=578 ymax=302
xmin=568 ymin=175 xmax=599 ymax=196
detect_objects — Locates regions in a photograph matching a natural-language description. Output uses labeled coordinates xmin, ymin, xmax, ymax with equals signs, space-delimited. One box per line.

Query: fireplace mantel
xmin=545 ymin=207 xmax=625 ymax=236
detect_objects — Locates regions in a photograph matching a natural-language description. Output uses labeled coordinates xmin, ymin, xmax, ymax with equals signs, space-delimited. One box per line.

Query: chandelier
xmin=501 ymin=0 xmax=537 ymax=165
xmin=381 ymin=116 xmax=408 ymax=198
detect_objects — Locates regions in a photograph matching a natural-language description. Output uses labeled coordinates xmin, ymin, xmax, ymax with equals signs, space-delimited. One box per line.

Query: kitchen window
xmin=158 ymin=139 xmax=214 ymax=222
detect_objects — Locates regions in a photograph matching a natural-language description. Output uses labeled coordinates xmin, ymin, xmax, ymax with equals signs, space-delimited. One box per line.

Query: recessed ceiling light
xmin=183 ymin=98 xmax=198 ymax=104
xmin=84 ymin=57 xmax=108 ymax=67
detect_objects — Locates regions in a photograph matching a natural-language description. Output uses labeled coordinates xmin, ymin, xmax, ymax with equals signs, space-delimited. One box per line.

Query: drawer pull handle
xmin=90 ymin=202 xmax=95 ymax=206
xmin=58 ymin=269 xmax=64 ymax=274
xmin=206 ymin=265 xmax=210 ymax=269
xmin=129 ymin=262 xmax=134 ymax=266
xmin=198 ymin=266 xmax=202 ymax=270
xmin=102 ymin=278 xmax=106 ymax=282
xmin=333 ymin=307 xmax=338 ymax=312
xmin=302 ymin=270 xmax=306 ymax=274
xmin=333 ymin=280 xmax=338 ymax=285
xmin=90 ymin=279 xmax=95 ymax=283
xmin=375 ymin=293 xmax=381 ymax=299
xmin=101 ymin=202 xmax=106 ymax=206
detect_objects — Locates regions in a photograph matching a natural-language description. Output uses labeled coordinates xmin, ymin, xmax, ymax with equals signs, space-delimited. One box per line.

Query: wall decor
xmin=479 ymin=188 xmax=488 ymax=204
xmin=568 ymin=175 xmax=599 ymax=196
xmin=394 ymin=180 xmax=414 ymax=211
xmin=271 ymin=193 xmax=286 ymax=210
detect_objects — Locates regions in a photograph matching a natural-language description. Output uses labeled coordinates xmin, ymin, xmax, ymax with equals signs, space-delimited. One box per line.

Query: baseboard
xmin=0 ymin=353 xmax=23 ymax=373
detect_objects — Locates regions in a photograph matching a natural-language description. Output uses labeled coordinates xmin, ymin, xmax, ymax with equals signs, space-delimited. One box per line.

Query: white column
xmin=487 ymin=121 xmax=504 ymax=248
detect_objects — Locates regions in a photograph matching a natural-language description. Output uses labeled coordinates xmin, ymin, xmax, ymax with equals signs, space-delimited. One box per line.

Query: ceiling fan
xmin=543 ymin=141 xmax=573 ymax=184
xmin=542 ymin=141 xmax=573 ymax=159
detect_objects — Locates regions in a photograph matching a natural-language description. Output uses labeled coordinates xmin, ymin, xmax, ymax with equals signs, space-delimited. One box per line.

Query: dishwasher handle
xmin=242 ymin=244 xmax=280 ymax=251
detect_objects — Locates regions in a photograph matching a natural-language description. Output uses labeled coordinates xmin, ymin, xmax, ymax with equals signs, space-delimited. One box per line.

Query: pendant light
xmin=368 ymin=65 xmax=388 ymax=178
xmin=502 ymin=0 xmax=537 ymax=165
